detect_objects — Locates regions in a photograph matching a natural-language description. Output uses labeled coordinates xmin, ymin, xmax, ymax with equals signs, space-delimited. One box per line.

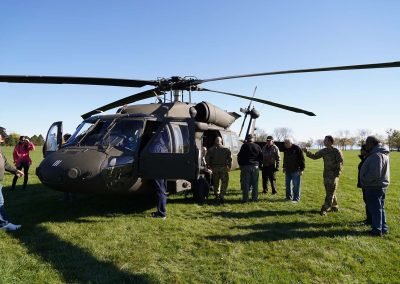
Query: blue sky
xmin=1 ymin=1 xmax=399 ymax=142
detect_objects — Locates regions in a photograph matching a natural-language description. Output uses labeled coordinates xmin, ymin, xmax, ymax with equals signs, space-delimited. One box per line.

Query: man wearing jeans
xmin=237 ymin=134 xmax=263 ymax=202
xmin=360 ymin=136 xmax=390 ymax=236
xmin=0 ymin=127 xmax=24 ymax=231
xmin=283 ymin=138 xmax=305 ymax=203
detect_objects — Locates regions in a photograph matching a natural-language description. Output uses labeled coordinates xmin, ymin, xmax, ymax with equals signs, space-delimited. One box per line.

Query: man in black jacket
xmin=237 ymin=134 xmax=263 ymax=202
xmin=283 ymin=138 xmax=305 ymax=203
xmin=0 ymin=127 xmax=24 ymax=231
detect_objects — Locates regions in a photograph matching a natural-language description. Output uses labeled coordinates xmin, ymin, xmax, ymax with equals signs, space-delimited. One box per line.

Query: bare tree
xmin=357 ymin=129 xmax=372 ymax=146
xmin=254 ymin=128 xmax=269 ymax=142
xmin=336 ymin=130 xmax=352 ymax=150
xmin=316 ymin=139 xmax=324 ymax=149
xmin=273 ymin=127 xmax=293 ymax=141
xmin=386 ymin=129 xmax=395 ymax=150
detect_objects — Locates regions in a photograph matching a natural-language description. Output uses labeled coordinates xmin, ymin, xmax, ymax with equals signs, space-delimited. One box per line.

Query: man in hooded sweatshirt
xmin=360 ymin=136 xmax=390 ymax=236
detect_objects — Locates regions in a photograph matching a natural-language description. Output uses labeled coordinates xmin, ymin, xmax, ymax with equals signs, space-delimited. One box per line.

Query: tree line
xmin=3 ymin=133 xmax=45 ymax=146
xmin=255 ymin=127 xmax=400 ymax=151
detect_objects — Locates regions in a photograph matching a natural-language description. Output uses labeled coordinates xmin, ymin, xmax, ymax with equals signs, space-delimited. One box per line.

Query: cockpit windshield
xmin=65 ymin=118 xmax=143 ymax=152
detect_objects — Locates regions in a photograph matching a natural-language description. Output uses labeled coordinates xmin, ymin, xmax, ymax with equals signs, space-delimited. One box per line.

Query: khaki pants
xmin=211 ymin=166 xmax=229 ymax=198
xmin=321 ymin=177 xmax=339 ymax=212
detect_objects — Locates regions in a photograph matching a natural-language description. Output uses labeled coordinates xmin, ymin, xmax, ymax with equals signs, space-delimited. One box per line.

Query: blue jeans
xmin=285 ymin=171 xmax=301 ymax=201
xmin=0 ymin=184 xmax=9 ymax=227
xmin=240 ymin=165 xmax=260 ymax=202
xmin=365 ymin=187 xmax=388 ymax=234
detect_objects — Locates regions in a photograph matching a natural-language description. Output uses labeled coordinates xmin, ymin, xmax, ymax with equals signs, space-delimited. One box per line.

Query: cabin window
xmin=231 ymin=134 xmax=239 ymax=153
xmin=222 ymin=133 xmax=232 ymax=149
xmin=171 ymin=122 xmax=190 ymax=153
xmin=148 ymin=124 xmax=172 ymax=153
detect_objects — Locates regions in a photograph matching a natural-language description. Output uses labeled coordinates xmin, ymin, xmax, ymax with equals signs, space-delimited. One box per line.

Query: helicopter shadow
xmin=5 ymin=183 xmax=157 ymax=283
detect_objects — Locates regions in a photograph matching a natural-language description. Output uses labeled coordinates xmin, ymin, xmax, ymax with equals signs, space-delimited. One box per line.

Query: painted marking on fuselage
xmin=52 ymin=160 xmax=62 ymax=167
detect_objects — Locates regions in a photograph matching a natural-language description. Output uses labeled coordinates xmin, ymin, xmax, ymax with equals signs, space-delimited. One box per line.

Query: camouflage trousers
xmin=321 ymin=177 xmax=339 ymax=212
xmin=211 ymin=166 xmax=229 ymax=198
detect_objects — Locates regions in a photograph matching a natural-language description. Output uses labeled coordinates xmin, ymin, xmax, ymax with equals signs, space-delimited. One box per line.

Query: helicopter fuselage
xmin=36 ymin=101 xmax=241 ymax=195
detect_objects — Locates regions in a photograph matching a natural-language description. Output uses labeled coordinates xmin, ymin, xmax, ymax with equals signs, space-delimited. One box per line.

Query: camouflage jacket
xmin=305 ymin=147 xmax=343 ymax=178
xmin=205 ymin=145 xmax=232 ymax=168
xmin=261 ymin=144 xmax=280 ymax=168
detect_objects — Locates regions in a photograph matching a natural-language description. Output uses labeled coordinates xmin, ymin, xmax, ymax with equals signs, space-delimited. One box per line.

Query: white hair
xmin=284 ymin=137 xmax=293 ymax=144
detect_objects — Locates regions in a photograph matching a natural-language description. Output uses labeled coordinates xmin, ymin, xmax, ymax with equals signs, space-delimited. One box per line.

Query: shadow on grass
xmin=206 ymin=220 xmax=363 ymax=243
xmin=5 ymin=183 xmax=157 ymax=283
xmin=213 ymin=209 xmax=320 ymax=219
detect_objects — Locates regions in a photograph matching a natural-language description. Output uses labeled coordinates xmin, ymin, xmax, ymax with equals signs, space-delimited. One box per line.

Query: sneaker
xmin=151 ymin=212 xmax=166 ymax=220
xmin=292 ymin=200 xmax=298 ymax=204
xmin=262 ymin=189 xmax=267 ymax=194
xmin=272 ymin=191 xmax=277 ymax=195
xmin=331 ymin=207 xmax=339 ymax=212
xmin=0 ymin=223 xmax=22 ymax=231
xmin=320 ymin=210 xmax=327 ymax=216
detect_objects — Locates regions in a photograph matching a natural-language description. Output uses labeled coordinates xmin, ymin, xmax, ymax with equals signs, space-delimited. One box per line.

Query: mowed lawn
xmin=0 ymin=146 xmax=399 ymax=284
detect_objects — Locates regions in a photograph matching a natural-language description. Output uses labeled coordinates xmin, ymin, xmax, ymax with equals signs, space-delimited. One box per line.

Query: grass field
xmin=0 ymin=146 xmax=399 ymax=284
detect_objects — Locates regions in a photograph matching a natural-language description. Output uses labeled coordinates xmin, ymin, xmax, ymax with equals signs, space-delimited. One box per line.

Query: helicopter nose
xmin=36 ymin=148 xmax=108 ymax=192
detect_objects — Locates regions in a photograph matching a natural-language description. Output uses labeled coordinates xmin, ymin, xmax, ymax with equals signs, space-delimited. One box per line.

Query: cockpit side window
xmin=148 ymin=124 xmax=172 ymax=153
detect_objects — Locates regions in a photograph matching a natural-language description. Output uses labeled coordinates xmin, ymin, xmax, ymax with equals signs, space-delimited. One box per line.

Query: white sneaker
xmin=0 ymin=223 xmax=22 ymax=231
xmin=292 ymin=201 xmax=299 ymax=204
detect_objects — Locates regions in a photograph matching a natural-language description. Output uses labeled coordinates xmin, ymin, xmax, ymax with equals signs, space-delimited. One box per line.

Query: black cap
xmin=266 ymin=135 xmax=273 ymax=140
xmin=246 ymin=134 xmax=254 ymax=141
xmin=0 ymin=127 xmax=9 ymax=139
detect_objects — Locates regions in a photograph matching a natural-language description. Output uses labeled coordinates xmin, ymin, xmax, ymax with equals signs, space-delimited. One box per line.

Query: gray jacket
xmin=0 ymin=146 xmax=17 ymax=182
xmin=360 ymin=146 xmax=390 ymax=189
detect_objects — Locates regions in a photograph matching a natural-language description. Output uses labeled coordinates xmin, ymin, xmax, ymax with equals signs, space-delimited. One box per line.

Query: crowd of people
xmin=0 ymin=125 xmax=391 ymax=236
xmin=204 ymin=133 xmax=390 ymax=237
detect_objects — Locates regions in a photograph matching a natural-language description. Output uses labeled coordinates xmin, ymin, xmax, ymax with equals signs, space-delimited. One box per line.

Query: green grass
xmin=1 ymin=146 xmax=399 ymax=284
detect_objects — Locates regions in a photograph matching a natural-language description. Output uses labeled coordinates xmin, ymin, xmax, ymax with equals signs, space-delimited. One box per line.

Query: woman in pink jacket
xmin=11 ymin=136 xmax=35 ymax=190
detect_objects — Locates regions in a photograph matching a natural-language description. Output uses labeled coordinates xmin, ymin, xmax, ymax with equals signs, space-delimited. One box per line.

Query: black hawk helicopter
xmin=0 ymin=61 xmax=399 ymax=199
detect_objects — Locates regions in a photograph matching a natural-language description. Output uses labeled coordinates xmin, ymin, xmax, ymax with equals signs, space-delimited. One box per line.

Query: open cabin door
xmin=43 ymin=121 xmax=63 ymax=157
xmin=139 ymin=118 xmax=196 ymax=180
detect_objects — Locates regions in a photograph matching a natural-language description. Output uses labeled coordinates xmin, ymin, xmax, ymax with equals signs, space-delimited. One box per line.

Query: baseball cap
xmin=266 ymin=135 xmax=273 ymax=140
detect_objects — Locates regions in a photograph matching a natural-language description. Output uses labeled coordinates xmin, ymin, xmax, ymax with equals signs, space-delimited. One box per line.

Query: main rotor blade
xmin=200 ymin=61 xmax=400 ymax=83
xmin=0 ymin=75 xmax=157 ymax=88
xmin=199 ymin=88 xmax=316 ymax=116
xmin=81 ymin=88 xmax=162 ymax=119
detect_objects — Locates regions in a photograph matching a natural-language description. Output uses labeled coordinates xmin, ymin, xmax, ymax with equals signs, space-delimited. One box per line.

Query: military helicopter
xmin=0 ymin=61 xmax=399 ymax=200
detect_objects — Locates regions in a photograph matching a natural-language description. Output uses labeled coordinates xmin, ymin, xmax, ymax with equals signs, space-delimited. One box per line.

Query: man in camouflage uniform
xmin=205 ymin=136 xmax=232 ymax=204
xmin=304 ymin=135 xmax=344 ymax=216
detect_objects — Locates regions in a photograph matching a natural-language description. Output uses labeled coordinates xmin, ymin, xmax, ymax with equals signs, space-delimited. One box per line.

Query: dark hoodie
xmin=360 ymin=146 xmax=390 ymax=189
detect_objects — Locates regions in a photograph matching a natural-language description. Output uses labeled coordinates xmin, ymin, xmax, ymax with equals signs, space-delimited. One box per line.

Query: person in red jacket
xmin=11 ymin=136 xmax=35 ymax=190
